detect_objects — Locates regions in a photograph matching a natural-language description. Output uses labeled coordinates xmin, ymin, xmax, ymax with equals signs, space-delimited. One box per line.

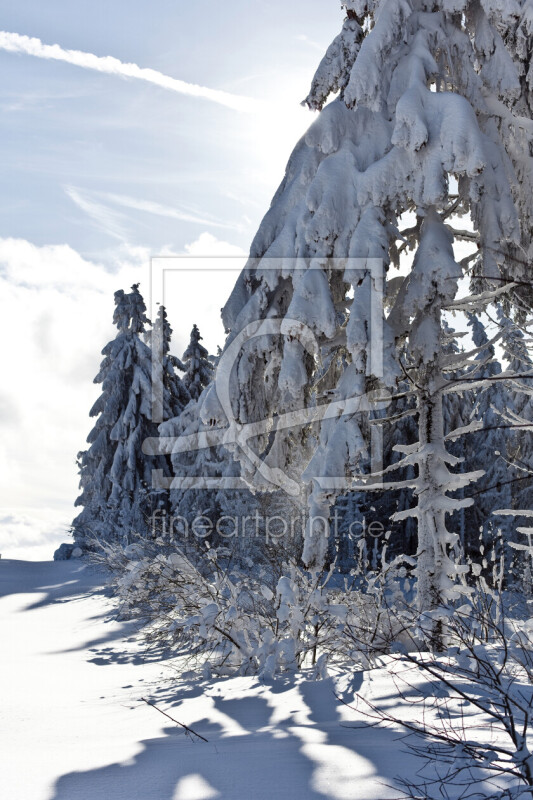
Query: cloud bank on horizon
xmin=0 ymin=232 xmax=244 ymax=559
xmin=0 ymin=31 xmax=259 ymax=113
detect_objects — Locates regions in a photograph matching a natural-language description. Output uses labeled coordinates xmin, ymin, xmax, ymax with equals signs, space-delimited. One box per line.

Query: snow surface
xmin=0 ymin=558 xmax=411 ymax=800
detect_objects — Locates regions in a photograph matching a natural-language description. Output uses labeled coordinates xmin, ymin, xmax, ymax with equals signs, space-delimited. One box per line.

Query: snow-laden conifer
xmin=199 ymin=1 xmax=532 ymax=623
xmin=148 ymin=304 xmax=190 ymax=422
xmin=498 ymin=309 xmax=533 ymax=511
xmin=182 ymin=324 xmax=214 ymax=402
xmin=156 ymin=328 xmax=226 ymax=547
xmin=492 ymin=309 xmax=533 ymax=586
xmin=73 ymin=285 xmax=169 ymax=545
xmin=461 ymin=313 xmax=513 ymax=551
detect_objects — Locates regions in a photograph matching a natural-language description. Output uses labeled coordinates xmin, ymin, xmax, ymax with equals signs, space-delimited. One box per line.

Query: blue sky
xmin=0 ymin=1 xmax=343 ymax=557
xmin=0 ymin=1 xmax=340 ymax=256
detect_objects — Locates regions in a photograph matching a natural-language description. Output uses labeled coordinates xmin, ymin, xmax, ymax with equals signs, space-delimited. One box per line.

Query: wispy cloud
xmin=65 ymin=186 xmax=129 ymax=242
xmin=0 ymin=87 xmax=87 ymax=113
xmin=296 ymin=34 xmax=326 ymax=53
xmin=0 ymin=31 xmax=259 ymax=113
xmin=104 ymin=192 xmax=244 ymax=232
xmin=65 ymin=186 xmax=244 ymax=238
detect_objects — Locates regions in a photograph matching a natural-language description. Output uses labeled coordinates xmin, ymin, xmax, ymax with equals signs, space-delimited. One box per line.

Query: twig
xmin=141 ymin=697 xmax=209 ymax=742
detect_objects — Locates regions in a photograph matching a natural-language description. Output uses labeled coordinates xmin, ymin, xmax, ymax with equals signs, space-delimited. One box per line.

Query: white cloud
xmin=0 ymin=234 xmax=243 ymax=559
xmin=154 ymin=232 xmax=246 ymax=355
xmin=0 ymin=509 xmax=69 ymax=561
xmin=0 ymin=236 xmax=143 ymax=291
xmin=0 ymin=239 xmax=148 ymax=535
xmin=184 ymin=231 xmax=245 ymax=258
xmin=0 ymin=31 xmax=258 ymax=113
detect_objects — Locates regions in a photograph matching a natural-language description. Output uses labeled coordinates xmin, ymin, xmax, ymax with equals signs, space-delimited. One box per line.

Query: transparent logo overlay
xmin=143 ymin=258 xmax=389 ymax=496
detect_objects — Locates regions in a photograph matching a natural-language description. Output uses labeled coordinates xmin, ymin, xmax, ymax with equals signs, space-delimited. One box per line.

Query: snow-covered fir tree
xmin=460 ymin=312 xmax=513 ymax=554
xmin=498 ymin=308 xmax=533 ymax=512
xmin=491 ymin=308 xmax=533 ymax=586
xmin=437 ymin=322 xmax=473 ymax=555
xmin=154 ymin=327 xmax=228 ymax=548
xmin=199 ymin=0 xmax=532 ymax=628
xmin=382 ymin=217 xmax=486 ymax=640
xmin=148 ymin=304 xmax=190 ymax=422
xmin=328 ymin=376 xmax=419 ymax=574
xmin=182 ymin=324 xmax=214 ymax=402
xmin=159 ymin=395 xmax=227 ymax=546
xmin=373 ymin=378 xmax=419 ymax=559
xmin=73 ymin=285 xmax=169 ymax=546
xmin=157 ymin=390 xmax=269 ymax=558
xmin=330 ymin=491 xmax=365 ymax=572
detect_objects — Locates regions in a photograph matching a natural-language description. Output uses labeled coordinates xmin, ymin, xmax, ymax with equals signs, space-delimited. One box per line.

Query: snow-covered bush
xmin=346 ymin=590 xmax=533 ymax=800
xmin=93 ymin=533 xmax=417 ymax=678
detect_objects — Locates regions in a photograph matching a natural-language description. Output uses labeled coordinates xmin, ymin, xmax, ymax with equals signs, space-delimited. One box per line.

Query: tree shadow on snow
xmin=0 ymin=559 xmax=172 ymax=663
xmin=50 ymin=675 xmax=407 ymax=800
xmin=83 ymin=637 xmax=179 ymax=667
xmin=0 ymin=559 xmax=108 ymax=608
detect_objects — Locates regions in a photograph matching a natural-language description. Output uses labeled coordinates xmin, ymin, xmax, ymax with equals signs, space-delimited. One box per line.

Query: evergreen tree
xmin=498 ymin=308 xmax=533 ymax=512
xmin=440 ymin=322 xmax=474 ymax=555
xmin=148 ymin=304 xmax=190 ymax=422
xmin=73 ymin=285 xmax=169 ymax=546
xmin=158 ymin=393 xmax=263 ymax=555
xmin=492 ymin=308 xmax=533 ymax=585
xmin=164 ymin=397 xmax=226 ymax=544
xmin=460 ymin=313 xmax=513 ymax=554
xmin=330 ymin=491 xmax=364 ymax=573
xmin=385 ymin=217 xmax=485 ymax=641
xmin=156 ymin=327 xmax=219 ymax=546
xmin=182 ymin=324 xmax=214 ymax=402
xmin=376 ymin=379 xmax=419 ymax=559
xmin=199 ymin=1 xmax=532 ymax=628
